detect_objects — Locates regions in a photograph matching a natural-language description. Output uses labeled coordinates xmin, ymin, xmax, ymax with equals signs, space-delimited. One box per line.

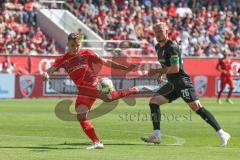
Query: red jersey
xmin=52 ymin=49 xmax=104 ymax=87
xmin=217 ymin=57 xmax=232 ymax=76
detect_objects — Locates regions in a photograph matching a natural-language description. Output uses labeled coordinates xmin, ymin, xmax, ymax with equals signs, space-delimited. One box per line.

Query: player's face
xmin=153 ymin=26 xmax=168 ymax=43
xmin=67 ymin=40 xmax=81 ymax=55
xmin=223 ymin=51 xmax=229 ymax=58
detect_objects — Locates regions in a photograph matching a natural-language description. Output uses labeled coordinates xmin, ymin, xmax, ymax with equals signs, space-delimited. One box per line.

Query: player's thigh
xmin=150 ymin=94 xmax=169 ymax=105
xmin=179 ymin=87 xmax=199 ymax=105
xmin=151 ymin=84 xmax=179 ymax=105
xmin=220 ymin=76 xmax=227 ymax=89
xmin=78 ymin=85 xmax=112 ymax=102
xmin=227 ymin=77 xmax=234 ymax=88
xmin=75 ymin=95 xmax=96 ymax=110
xmin=78 ymin=85 xmax=98 ymax=98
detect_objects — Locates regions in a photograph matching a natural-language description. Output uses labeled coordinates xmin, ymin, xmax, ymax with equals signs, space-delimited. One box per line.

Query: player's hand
xmin=126 ymin=64 xmax=138 ymax=72
xmin=148 ymin=69 xmax=158 ymax=76
xmin=42 ymin=72 xmax=49 ymax=81
xmin=157 ymin=74 xmax=164 ymax=84
xmin=223 ymin=70 xmax=227 ymax=74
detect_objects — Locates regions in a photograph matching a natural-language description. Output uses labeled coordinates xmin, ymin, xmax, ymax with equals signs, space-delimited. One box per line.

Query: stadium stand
xmin=67 ymin=0 xmax=240 ymax=57
xmin=0 ymin=0 xmax=239 ymax=58
xmin=0 ymin=0 xmax=60 ymax=55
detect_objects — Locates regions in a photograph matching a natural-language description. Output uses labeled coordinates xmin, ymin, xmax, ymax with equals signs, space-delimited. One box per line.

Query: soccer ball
xmin=97 ymin=77 xmax=114 ymax=94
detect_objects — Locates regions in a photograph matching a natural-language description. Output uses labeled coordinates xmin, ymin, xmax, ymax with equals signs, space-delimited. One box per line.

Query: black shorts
xmin=157 ymin=77 xmax=199 ymax=103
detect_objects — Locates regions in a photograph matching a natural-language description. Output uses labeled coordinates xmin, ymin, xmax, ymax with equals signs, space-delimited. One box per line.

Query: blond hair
xmin=153 ymin=22 xmax=168 ymax=30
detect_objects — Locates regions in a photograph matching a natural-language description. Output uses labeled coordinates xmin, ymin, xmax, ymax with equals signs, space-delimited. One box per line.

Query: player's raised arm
xmin=103 ymin=58 xmax=136 ymax=71
xmin=148 ymin=53 xmax=180 ymax=76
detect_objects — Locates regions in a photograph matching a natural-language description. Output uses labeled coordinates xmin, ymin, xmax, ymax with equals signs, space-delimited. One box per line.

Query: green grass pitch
xmin=0 ymin=98 xmax=239 ymax=160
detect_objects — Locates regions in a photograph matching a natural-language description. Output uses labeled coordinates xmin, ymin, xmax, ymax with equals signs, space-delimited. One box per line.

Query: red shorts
xmin=220 ymin=75 xmax=234 ymax=88
xmin=75 ymin=85 xmax=99 ymax=109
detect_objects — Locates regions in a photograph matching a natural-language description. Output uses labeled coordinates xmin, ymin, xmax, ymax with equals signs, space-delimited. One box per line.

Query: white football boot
xmin=218 ymin=129 xmax=231 ymax=147
xmin=86 ymin=142 xmax=104 ymax=150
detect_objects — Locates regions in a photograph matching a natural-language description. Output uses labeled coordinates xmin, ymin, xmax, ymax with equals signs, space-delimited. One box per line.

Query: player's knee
xmin=77 ymin=112 xmax=87 ymax=121
xmin=150 ymin=96 xmax=161 ymax=104
xmin=75 ymin=105 xmax=88 ymax=121
xmin=76 ymin=109 xmax=87 ymax=120
xmin=103 ymin=98 xmax=113 ymax=102
xmin=150 ymin=95 xmax=168 ymax=105
xmin=98 ymin=92 xmax=113 ymax=102
xmin=188 ymin=100 xmax=202 ymax=111
xmin=101 ymin=95 xmax=113 ymax=102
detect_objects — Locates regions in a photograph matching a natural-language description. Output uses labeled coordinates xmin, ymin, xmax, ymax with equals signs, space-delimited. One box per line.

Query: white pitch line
xmin=95 ymin=128 xmax=186 ymax=146
xmin=21 ymin=124 xmax=186 ymax=146
xmin=0 ymin=134 xmax=238 ymax=150
xmin=0 ymin=134 xmax=82 ymax=141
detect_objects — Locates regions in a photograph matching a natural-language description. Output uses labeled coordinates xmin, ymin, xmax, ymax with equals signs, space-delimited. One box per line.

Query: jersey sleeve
xmin=88 ymin=50 xmax=104 ymax=64
xmin=169 ymin=43 xmax=180 ymax=65
xmin=52 ymin=56 xmax=65 ymax=70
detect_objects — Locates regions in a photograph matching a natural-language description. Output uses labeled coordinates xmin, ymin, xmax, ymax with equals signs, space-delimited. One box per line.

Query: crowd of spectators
xmin=0 ymin=0 xmax=240 ymax=58
xmin=70 ymin=0 xmax=240 ymax=57
xmin=0 ymin=0 xmax=59 ymax=56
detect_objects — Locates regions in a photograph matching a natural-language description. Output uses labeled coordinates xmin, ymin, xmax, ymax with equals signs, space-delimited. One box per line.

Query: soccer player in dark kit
xmin=141 ymin=22 xmax=230 ymax=147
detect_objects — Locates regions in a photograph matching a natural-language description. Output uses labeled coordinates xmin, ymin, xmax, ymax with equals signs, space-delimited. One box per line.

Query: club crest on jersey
xmin=162 ymin=50 xmax=165 ymax=56
xmin=19 ymin=75 xmax=35 ymax=97
xmin=194 ymin=75 xmax=208 ymax=96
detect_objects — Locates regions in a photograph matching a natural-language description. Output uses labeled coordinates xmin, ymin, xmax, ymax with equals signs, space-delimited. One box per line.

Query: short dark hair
xmin=68 ymin=33 xmax=80 ymax=42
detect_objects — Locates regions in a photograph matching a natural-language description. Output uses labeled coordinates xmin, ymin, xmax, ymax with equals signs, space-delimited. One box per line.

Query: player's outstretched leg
xmin=190 ymin=101 xmax=231 ymax=147
xmin=77 ymin=85 xmax=161 ymax=102
xmin=76 ymin=104 xmax=104 ymax=149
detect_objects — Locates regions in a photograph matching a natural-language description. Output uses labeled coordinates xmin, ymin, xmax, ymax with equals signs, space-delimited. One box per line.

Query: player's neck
xmin=158 ymin=38 xmax=168 ymax=47
xmin=68 ymin=51 xmax=77 ymax=56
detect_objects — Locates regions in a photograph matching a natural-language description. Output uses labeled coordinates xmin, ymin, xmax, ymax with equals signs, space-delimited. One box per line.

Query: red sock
xmin=109 ymin=87 xmax=137 ymax=100
xmin=227 ymin=87 xmax=233 ymax=98
xmin=217 ymin=89 xmax=223 ymax=99
xmin=79 ymin=118 xmax=99 ymax=143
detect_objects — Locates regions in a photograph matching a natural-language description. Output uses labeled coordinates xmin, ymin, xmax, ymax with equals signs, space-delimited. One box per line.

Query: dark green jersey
xmin=155 ymin=40 xmax=189 ymax=82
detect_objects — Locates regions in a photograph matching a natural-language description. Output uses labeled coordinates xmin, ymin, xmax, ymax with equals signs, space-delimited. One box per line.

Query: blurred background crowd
xmin=0 ymin=0 xmax=240 ymax=57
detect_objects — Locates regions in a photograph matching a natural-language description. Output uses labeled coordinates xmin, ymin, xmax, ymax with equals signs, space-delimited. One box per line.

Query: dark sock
xmin=196 ymin=107 xmax=221 ymax=131
xmin=149 ymin=103 xmax=160 ymax=130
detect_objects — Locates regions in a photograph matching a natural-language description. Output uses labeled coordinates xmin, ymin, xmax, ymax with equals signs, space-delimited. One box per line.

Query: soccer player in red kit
xmin=216 ymin=50 xmax=234 ymax=104
xmin=41 ymin=33 xmax=154 ymax=149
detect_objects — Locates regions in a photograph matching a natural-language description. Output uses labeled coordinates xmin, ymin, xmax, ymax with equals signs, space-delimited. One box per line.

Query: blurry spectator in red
xmin=1 ymin=54 xmax=16 ymax=74
xmin=168 ymin=2 xmax=176 ymax=17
